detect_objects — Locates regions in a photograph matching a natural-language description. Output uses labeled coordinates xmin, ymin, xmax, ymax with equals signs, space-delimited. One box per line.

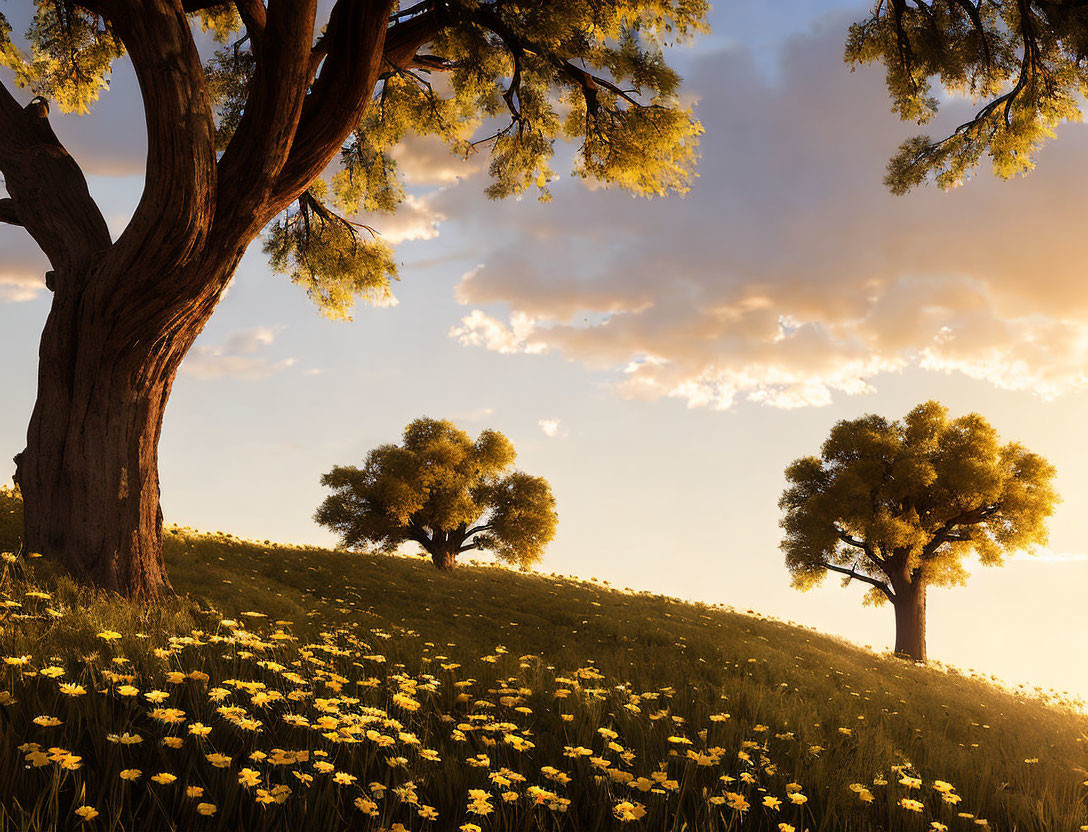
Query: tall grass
xmin=0 ymin=489 xmax=1085 ymax=831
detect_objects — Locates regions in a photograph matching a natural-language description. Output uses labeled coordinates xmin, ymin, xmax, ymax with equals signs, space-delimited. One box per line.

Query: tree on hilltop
xmin=847 ymin=0 xmax=1088 ymax=193
xmin=779 ymin=401 xmax=1057 ymax=662
xmin=0 ymin=0 xmax=705 ymax=595
xmin=316 ymin=417 xmax=557 ymax=569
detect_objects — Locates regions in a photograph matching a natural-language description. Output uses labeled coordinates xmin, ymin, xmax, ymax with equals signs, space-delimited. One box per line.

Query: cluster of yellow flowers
xmin=0 ymin=550 xmax=1063 ymax=831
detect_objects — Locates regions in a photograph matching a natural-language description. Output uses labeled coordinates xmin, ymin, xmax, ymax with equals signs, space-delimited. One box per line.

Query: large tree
xmin=0 ymin=1 xmax=705 ymax=596
xmin=779 ymin=401 xmax=1057 ymax=662
xmin=316 ymin=417 xmax=556 ymax=569
xmin=847 ymin=0 xmax=1088 ymax=193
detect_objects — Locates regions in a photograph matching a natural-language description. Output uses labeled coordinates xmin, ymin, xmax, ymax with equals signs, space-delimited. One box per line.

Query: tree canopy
xmin=780 ymin=401 xmax=1057 ymax=605
xmin=1 ymin=0 xmax=706 ymax=319
xmin=847 ymin=0 xmax=1088 ymax=193
xmin=316 ymin=418 xmax=557 ymax=569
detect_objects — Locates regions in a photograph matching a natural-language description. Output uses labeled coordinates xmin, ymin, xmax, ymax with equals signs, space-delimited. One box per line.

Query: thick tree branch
xmin=268 ymin=0 xmax=397 ymax=220
xmin=0 ymin=83 xmax=111 ymax=278
xmin=821 ymin=561 xmax=895 ymax=601
xmin=383 ymin=3 xmax=447 ymax=68
xmin=833 ymin=525 xmax=885 ymax=566
xmin=215 ymin=0 xmax=317 ymax=239
xmin=0 ymin=198 xmax=21 ymax=227
xmin=921 ymin=502 xmax=1001 ymax=557
xmin=104 ymin=1 xmax=217 ymax=277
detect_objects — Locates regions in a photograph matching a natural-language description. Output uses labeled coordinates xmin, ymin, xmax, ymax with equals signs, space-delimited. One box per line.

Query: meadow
xmin=0 ymin=488 xmax=1085 ymax=831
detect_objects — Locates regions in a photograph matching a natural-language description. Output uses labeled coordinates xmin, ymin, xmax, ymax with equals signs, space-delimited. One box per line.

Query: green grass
xmin=0 ymin=487 xmax=1085 ymax=831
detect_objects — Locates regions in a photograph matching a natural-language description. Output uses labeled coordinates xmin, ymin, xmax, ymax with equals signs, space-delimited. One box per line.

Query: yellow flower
xmin=144 ymin=690 xmax=169 ymax=704
xmin=900 ymin=798 xmax=925 ymax=813
xmin=205 ymin=753 xmax=232 ymax=768
xmin=196 ymin=803 xmax=217 ymax=816
xmin=333 ymin=772 xmax=357 ymax=786
xmin=117 ymin=685 xmax=139 ymax=697
xmin=932 ymin=824 xmax=949 ymax=831
xmin=238 ymin=768 xmax=262 ymax=787
xmin=779 ymin=825 xmax=796 ymax=832
xmin=354 ymin=797 xmax=379 ymax=816
xmin=96 ymin=630 xmax=122 ymax=642
xmin=39 ymin=666 xmax=64 ymax=678
xmin=763 ymin=796 xmax=782 ymax=811
xmin=119 ymin=769 xmax=142 ymax=781
xmin=151 ymin=773 xmax=177 ymax=785
xmin=59 ymin=683 xmax=86 ymax=697
xmin=460 ymin=826 xmax=482 ymax=832
xmin=74 ymin=806 xmax=98 ymax=822
xmin=188 ymin=723 xmax=212 ymax=737
xmin=187 ymin=786 xmax=205 ymax=798
xmin=418 ymin=805 xmax=439 ymax=820
xmin=788 ymin=792 xmax=808 ymax=805
xmin=32 ymin=715 xmax=62 ymax=727
xmin=150 ymin=708 xmax=186 ymax=725
xmin=613 ymin=800 xmax=647 ymax=821
xmin=899 ymin=775 xmax=922 ymax=790
xmin=725 ymin=792 xmax=749 ymax=812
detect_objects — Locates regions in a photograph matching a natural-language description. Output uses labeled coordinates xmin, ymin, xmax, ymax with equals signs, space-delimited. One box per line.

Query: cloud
xmin=442 ymin=13 xmax=1088 ymax=410
xmin=392 ymin=133 xmax=483 ymax=185
xmin=538 ymin=418 xmax=563 ymax=438
xmin=450 ymin=308 xmax=547 ymax=355
xmin=377 ymin=193 xmax=446 ymax=245
xmin=182 ymin=326 xmax=295 ymax=381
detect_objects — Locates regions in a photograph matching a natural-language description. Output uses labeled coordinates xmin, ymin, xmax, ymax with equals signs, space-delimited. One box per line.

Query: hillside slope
xmin=0 ymin=489 xmax=1085 ymax=831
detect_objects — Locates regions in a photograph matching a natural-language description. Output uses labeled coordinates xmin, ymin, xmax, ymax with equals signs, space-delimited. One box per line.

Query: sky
xmin=2 ymin=1 xmax=1088 ymax=699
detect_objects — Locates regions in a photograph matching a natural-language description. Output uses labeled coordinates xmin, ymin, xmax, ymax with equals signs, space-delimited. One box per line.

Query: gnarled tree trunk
xmin=891 ymin=576 xmax=927 ymax=662
xmin=16 ymin=255 xmax=237 ymax=597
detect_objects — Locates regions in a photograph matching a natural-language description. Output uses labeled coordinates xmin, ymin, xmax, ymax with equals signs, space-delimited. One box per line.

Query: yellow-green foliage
xmin=0 ymin=489 xmax=1085 ymax=831
xmin=780 ymin=401 xmax=1058 ymax=603
xmin=847 ymin=0 xmax=1088 ymax=193
xmin=316 ymin=418 xmax=557 ymax=568
xmin=0 ymin=3 xmax=123 ymax=115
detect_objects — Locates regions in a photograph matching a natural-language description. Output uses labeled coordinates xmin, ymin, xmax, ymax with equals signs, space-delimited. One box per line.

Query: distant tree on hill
xmin=316 ymin=418 xmax=556 ymax=570
xmin=846 ymin=1 xmax=1088 ymax=193
xmin=779 ymin=401 xmax=1058 ymax=662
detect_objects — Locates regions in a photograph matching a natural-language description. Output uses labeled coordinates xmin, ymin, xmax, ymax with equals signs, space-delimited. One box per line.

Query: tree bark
xmin=431 ymin=549 xmax=458 ymax=570
xmin=891 ymin=578 xmax=927 ymax=662
xmin=18 ymin=253 xmax=239 ymax=597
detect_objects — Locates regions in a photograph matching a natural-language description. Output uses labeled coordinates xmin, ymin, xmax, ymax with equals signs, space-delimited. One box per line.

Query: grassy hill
xmin=0 ymin=488 xmax=1085 ymax=831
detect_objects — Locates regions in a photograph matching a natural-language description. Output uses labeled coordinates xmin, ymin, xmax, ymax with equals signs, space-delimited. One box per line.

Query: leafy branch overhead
xmin=0 ymin=1 xmax=707 ymax=319
xmin=847 ymin=0 xmax=1088 ymax=193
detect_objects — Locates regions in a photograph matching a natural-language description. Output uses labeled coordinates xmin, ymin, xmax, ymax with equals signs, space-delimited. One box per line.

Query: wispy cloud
xmin=182 ymin=326 xmax=295 ymax=381
xmin=0 ymin=272 xmax=44 ymax=303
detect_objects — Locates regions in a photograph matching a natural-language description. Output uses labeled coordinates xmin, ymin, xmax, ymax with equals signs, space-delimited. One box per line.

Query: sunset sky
xmin=2 ymin=0 xmax=1088 ymax=697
